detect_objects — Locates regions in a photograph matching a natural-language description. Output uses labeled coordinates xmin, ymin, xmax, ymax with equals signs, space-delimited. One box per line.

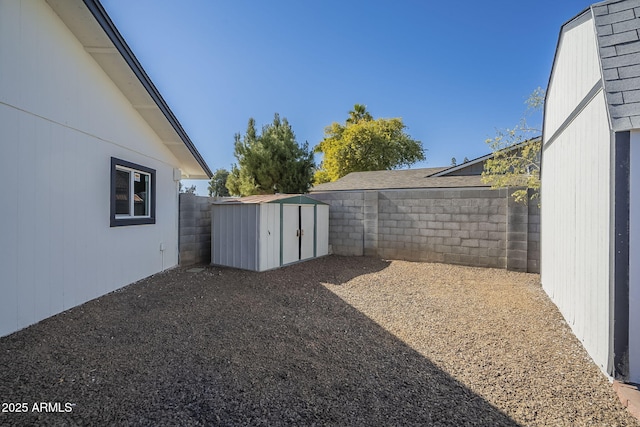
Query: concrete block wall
xmin=527 ymin=196 xmax=541 ymax=273
xmin=178 ymin=193 xmax=212 ymax=266
xmin=377 ymin=188 xmax=509 ymax=269
xmin=506 ymin=193 xmax=529 ymax=272
xmin=311 ymin=187 xmax=540 ymax=273
xmin=309 ymin=191 xmax=364 ymax=256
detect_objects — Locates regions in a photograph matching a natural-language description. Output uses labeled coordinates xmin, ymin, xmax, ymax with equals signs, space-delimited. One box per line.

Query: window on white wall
xmin=110 ymin=157 xmax=156 ymax=227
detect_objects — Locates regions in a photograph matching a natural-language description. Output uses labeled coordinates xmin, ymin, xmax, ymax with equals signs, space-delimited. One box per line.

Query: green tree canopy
xmin=346 ymin=103 xmax=373 ymax=124
xmin=226 ymin=114 xmax=315 ymax=196
xmin=179 ymin=182 xmax=196 ymax=194
xmin=314 ymin=105 xmax=425 ymax=183
xmin=208 ymin=168 xmax=230 ymax=197
xmin=481 ymin=87 xmax=544 ymax=205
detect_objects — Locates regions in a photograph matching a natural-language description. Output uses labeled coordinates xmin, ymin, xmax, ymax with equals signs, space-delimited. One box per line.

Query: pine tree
xmin=226 ymin=114 xmax=315 ymax=196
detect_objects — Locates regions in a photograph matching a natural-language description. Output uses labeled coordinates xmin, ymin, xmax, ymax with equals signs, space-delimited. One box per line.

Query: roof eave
xmin=46 ymin=0 xmax=212 ymax=179
xmin=84 ymin=0 xmax=212 ymax=178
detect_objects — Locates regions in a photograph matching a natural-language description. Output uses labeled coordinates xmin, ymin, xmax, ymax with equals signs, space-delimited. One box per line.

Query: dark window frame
xmin=110 ymin=157 xmax=156 ymax=227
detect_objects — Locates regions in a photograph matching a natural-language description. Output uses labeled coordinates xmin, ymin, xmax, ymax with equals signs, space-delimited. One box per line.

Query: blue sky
xmin=101 ymin=0 xmax=594 ymax=195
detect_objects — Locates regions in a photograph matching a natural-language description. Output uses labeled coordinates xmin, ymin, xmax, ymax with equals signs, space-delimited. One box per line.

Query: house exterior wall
xmin=178 ymin=194 xmax=212 ymax=266
xmin=311 ymin=188 xmax=539 ymax=272
xmin=541 ymin=13 xmax=612 ymax=374
xmin=0 ymin=0 xmax=183 ymax=337
xmin=629 ymin=130 xmax=640 ymax=383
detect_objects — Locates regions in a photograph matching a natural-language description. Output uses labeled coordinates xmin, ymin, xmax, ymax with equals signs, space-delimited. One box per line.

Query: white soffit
xmin=45 ymin=0 xmax=211 ymax=179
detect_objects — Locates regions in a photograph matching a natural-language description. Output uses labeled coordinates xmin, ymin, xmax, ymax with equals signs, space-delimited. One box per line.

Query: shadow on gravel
xmin=0 ymin=256 xmax=519 ymax=426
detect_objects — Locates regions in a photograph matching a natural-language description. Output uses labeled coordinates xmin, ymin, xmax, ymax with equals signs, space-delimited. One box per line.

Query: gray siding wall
xmin=211 ymin=204 xmax=259 ymax=271
xmin=311 ymin=188 xmax=540 ymax=273
xmin=178 ymin=193 xmax=212 ymax=266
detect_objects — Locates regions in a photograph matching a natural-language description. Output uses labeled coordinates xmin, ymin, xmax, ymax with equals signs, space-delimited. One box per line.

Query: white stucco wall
xmin=541 ymin=16 xmax=613 ymax=375
xmin=629 ymin=130 xmax=640 ymax=384
xmin=0 ymin=0 xmax=183 ymax=336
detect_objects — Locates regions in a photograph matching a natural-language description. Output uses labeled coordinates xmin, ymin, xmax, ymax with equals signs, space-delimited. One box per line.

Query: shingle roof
xmin=591 ymin=0 xmax=640 ymax=130
xmin=309 ymin=167 xmax=489 ymax=192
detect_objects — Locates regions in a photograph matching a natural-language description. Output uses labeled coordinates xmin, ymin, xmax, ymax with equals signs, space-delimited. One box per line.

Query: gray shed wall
xmin=310 ymin=187 xmax=540 ymax=273
xmin=211 ymin=204 xmax=259 ymax=271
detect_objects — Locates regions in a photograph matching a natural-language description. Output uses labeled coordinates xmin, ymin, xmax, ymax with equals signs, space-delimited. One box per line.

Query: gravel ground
xmin=0 ymin=255 xmax=637 ymax=426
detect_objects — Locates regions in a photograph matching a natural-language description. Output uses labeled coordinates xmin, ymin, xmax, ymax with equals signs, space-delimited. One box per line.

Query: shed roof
xmin=212 ymin=194 xmax=327 ymax=205
xmin=559 ymin=0 xmax=640 ymax=131
xmin=45 ymin=0 xmax=212 ymax=178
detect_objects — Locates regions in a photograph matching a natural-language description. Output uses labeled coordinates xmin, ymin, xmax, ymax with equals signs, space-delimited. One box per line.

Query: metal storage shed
xmin=211 ymin=194 xmax=329 ymax=271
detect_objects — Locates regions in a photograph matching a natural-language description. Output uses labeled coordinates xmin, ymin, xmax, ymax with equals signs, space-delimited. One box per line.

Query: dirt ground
xmin=0 ymin=256 xmax=637 ymax=426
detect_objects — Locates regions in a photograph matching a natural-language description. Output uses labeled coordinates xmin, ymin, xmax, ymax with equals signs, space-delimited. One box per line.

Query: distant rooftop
xmin=309 ymin=167 xmax=487 ymax=192
xmin=310 ymin=138 xmax=541 ymax=192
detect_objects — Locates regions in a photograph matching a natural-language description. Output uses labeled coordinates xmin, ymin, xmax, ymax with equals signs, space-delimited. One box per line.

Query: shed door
xmin=282 ymin=205 xmax=300 ymax=265
xmin=300 ymin=205 xmax=315 ymax=260
xmin=282 ymin=205 xmax=315 ymax=265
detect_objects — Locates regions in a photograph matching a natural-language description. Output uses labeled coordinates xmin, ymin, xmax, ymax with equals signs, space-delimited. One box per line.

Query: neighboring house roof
xmin=430 ymin=137 xmax=541 ymax=178
xmin=309 ymin=167 xmax=488 ymax=192
xmin=213 ymin=194 xmax=327 ymax=205
xmin=555 ymin=0 xmax=640 ymax=132
xmin=310 ymin=137 xmax=542 ymax=192
xmin=46 ymin=0 xmax=212 ymax=179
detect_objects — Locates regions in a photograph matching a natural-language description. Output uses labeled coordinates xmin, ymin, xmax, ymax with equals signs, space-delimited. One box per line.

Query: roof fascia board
xmin=83 ymin=0 xmax=212 ymax=178
xmin=564 ymin=7 xmax=593 ymax=32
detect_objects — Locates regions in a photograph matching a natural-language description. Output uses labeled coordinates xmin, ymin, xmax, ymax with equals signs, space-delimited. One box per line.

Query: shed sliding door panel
xmin=282 ymin=204 xmax=316 ymax=265
xmin=282 ymin=205 xmax=300 ymax=265
xmin=300 ymin=206 xmax=314 ymax=260
xmin=259 ymin=204 xmax=280 ymax=271
xmin=316 ymin=205 xmax=329 ymax=256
